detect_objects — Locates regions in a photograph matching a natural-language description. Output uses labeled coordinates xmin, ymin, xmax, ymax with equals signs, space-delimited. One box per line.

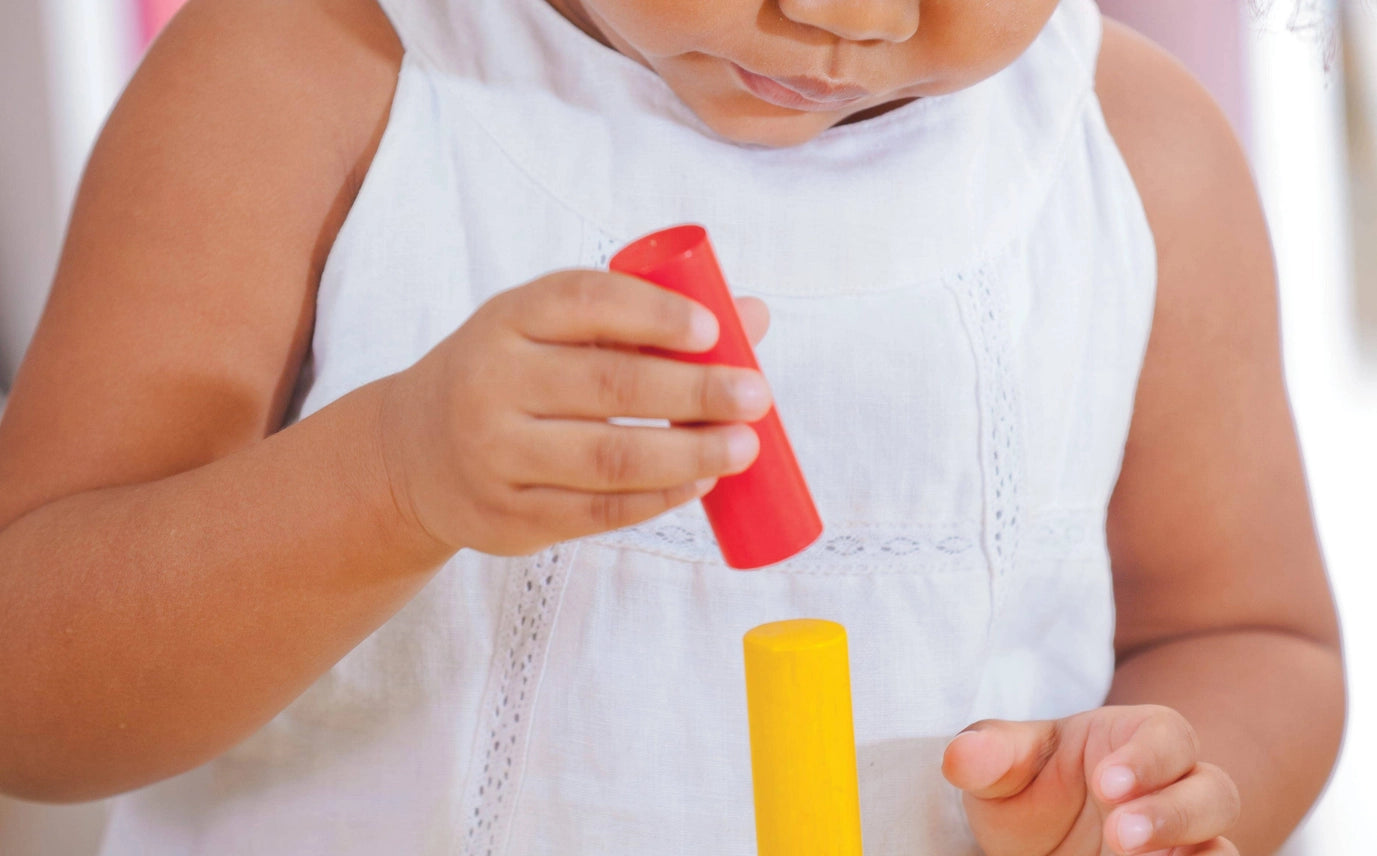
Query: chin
xmin=692 ymin=106 xmax=836 ymax=148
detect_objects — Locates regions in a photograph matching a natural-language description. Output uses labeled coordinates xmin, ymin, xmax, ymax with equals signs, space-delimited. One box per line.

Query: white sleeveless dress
xmin=99 ymin=0 xmax=1155 ymax=853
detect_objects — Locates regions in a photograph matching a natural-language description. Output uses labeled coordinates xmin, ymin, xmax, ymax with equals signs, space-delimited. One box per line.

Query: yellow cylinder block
xmin=743 ymin=619 xmax=863 ymax=856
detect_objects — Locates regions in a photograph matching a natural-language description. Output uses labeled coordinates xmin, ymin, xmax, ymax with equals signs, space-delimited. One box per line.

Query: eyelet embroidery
xmin=952 ymin=263 xmax=1025 ymax=587
xmin=457 ymin=546 xmax=574 ymax=856
xmin=586 ymin=512 xmax=983 ymax=573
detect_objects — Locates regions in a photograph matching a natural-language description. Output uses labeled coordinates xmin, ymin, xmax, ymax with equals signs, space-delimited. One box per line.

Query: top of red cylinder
xmin=609 ymin=225 xmax=708 ymax=278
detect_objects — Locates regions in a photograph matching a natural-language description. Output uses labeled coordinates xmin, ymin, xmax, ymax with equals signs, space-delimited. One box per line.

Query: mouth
xmin=730 ymin=64 xmax=870 ymax=111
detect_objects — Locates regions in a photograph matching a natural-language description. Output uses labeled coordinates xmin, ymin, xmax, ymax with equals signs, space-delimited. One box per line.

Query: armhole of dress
xmin=1052 ymin=0 xmax=1107 ymax=87
xmin=1084 ymin=0 xmax=1107 ymax=79
xmin=369 ymin=0 xmax=430 ymax=68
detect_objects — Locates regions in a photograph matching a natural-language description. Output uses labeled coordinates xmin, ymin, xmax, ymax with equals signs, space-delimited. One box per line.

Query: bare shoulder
xmin=1092 ymin=19 xmax=1338 ymax=652
xmin=0 ymin=0 xmax=401 ymax=527
xmin=1095 ymin=18 xmax=1261 ymax=255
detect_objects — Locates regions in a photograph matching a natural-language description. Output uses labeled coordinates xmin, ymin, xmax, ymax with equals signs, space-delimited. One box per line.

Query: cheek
xmin=921 ymin=0 xmax=1063 ymax=88
xmin=592 ymin=0 xmax=738 ymax=58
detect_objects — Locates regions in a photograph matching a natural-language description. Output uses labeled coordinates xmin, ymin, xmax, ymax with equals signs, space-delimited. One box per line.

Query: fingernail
xmin=726 ymin=426 xmax=759 ymax=470
xmin=947 ymin=729 xmax=983 ymax=750
xmin=1117 ymin=813 xmax=1153 ymax=851
xmin=1100 ymin=765 xmax=1136 ymax=800
xmin=693 ymin=477 xmax=717 ymax=496
xmin=732 ymin=375 xmax=770 ymax=413
xmin=688 ymin=309 xmax=719 ymax=350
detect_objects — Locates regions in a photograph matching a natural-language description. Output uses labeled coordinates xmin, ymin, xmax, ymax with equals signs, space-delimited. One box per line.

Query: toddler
xmin=0 ymin=0 xmax=1345 ymax=853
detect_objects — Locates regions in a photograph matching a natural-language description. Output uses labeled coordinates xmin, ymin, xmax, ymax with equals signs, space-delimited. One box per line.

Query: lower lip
xmin=731 ymin=65 xmax=864 ymax=112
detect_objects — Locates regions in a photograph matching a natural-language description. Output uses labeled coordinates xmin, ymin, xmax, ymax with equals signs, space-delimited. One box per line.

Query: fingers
xmin=508 ymin=270 xmax=720 ymax=352
xmin=507 ymin=420 xmax=759 ymax=492
xmin=1103 ymin=763 xmax=1241 ymax=855
xmin=941 ymin=719 xmax=1059 ymax=800
xmin=1093 ymin=706 xmax=1201 ymax=804
xmin=735 ymin=296 xmax=770 ymax=347
xmin=1089 ymin=706 xmax=1240 ymax=854
xmin=940 ymin=706 xmax=1241 ymax=856
xmin=507 ymin=270 xmax=771 ymax=353
xmin=943 ymin=718 xmax=1085 ymax=856
xmin=1087 ymin=707 xmax=1240 ymax=856
xmin=514 ymin=479 xmax=719 ymax=540
xmin=421 ymin=271 xmax=775 ymax=553
xmin=520 ymin=344 xmax=772 ymax=422
xmin=1162 ymin=839 xmax=1241 ymax=856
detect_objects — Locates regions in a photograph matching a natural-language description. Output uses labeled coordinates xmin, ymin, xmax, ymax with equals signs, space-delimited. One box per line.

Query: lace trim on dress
xmin=952 ymin=263 xmax=1025 ymax=585
xmin=456 ymin=546 xmax=575 ymax=856
xmin=587 ymin=506 xmax=1102 ymax=571
xmin=587 ymin=512 xmax=983 ymax=572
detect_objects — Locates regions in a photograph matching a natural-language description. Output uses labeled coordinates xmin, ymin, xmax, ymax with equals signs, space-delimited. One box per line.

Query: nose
xmin=775 ymin=0 xmax=919 ymax=43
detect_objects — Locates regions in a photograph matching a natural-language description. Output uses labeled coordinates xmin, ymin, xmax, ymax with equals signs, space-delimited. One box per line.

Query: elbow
xmin=0 ymin=730 xmax=173 ymax=804
xmin=0 ymin=766 xmax=119 ymax=805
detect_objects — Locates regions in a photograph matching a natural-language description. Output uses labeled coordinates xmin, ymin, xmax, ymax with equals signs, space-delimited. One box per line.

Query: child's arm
xmin=1097 ymin=20 xmax=1344 ymax=851
xmin=943 ymin=21 xmax=1344 ymax=856
xmin=0 ymin=0 xmax=436 ymax=802
xmin=0 ymin=0 xmax=766 ymax=802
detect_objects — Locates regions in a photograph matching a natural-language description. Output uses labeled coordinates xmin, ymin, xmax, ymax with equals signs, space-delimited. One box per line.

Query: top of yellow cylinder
xmin=743 ymin=619 xmax=847 ymax=653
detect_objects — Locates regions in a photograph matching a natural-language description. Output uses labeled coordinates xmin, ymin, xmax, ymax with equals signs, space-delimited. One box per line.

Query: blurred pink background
xmin=138 ymin=0 xmax=187 ymax=47
xmin=1097 ymin=0 xmax=1249 ymax=141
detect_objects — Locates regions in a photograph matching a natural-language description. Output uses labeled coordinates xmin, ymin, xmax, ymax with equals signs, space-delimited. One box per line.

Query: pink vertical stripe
xmin=137 ymin=0 xmax=189 ymax=50
xmin=1097 ymin=0 xmax=1250 ymax=143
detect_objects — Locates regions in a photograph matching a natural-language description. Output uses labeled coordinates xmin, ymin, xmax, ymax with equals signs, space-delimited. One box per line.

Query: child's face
xmin=547 ymin=0 xmax=1063 ymax=146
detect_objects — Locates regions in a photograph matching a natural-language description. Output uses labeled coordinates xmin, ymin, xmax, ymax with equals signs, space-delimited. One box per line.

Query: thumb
xmin=942 ymin=719 xmax=1059 ymax=800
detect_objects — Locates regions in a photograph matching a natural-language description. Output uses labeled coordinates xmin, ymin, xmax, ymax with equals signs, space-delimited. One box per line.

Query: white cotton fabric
xmin=99 ymin=0 xmax=1155 ymax=853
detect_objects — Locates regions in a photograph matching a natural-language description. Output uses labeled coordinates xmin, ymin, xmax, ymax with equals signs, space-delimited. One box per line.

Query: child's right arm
xmin=0 ymin=0 xmax=766 ymax=802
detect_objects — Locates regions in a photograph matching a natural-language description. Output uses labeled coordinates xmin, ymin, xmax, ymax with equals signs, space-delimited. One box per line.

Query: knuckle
xmin=1147 ymin=704 xmax=1200 ymax=759
xmin=1142 ymin=703 xmax=1177 ymax=723
xmin=591 ymin=433 xmax=639 ymax=485
xmin=697 ymin=430 xmax=731 ymax=475
xmin=694 ymin=367 xmax=720 ymax=417
xmin=552 ymin=270 xmax=602 ymax=315
xmin=570 ymin=270 xmax=607 ymax=312
xmin=1172 ymin=712 xmax=1202 ymax=760
xmin=497 ymin=280 xmax=540 ymax=329
xmin=1157 ymin=794 xmax=1192 ymax=840
xmin=1203 ymin=764 xmax=1243 ymax=828
xmin=1035 ymin=720 xmax=1061 ymax=770
xmin=658 ymin=293 xmax=697 ymax=340
xmin=586 ymin=492 xmax=628 ymax=530
xmin=483 ymin=286 xmax=516 ymax=319
xmin=594 ymin=357 xmax=640 ymax=414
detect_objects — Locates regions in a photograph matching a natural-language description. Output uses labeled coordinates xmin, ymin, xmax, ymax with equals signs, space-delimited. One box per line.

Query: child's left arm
xmin=942 ymin=21 xmax=1345 ymax=856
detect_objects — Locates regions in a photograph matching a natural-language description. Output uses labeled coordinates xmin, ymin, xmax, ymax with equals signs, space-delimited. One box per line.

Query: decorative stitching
xmin=586 ymin=509 xmax=1097 ymax=574
xmin=1022 ymin=507 xmax=1105 ymax=562
xmin=587 ymin=512 xmax=996 ymax=572
xmin=456 ymin=546 xmax=574 ymax=856
xmin=952 ymin=262 xmax=1026 ymax=585
xmin=592 ymin=231 xmax=619 ymax=269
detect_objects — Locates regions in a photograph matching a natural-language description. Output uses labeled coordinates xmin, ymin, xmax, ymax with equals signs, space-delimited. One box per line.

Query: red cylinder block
xmin=610 ymin=225 xmax=823 ymax=569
